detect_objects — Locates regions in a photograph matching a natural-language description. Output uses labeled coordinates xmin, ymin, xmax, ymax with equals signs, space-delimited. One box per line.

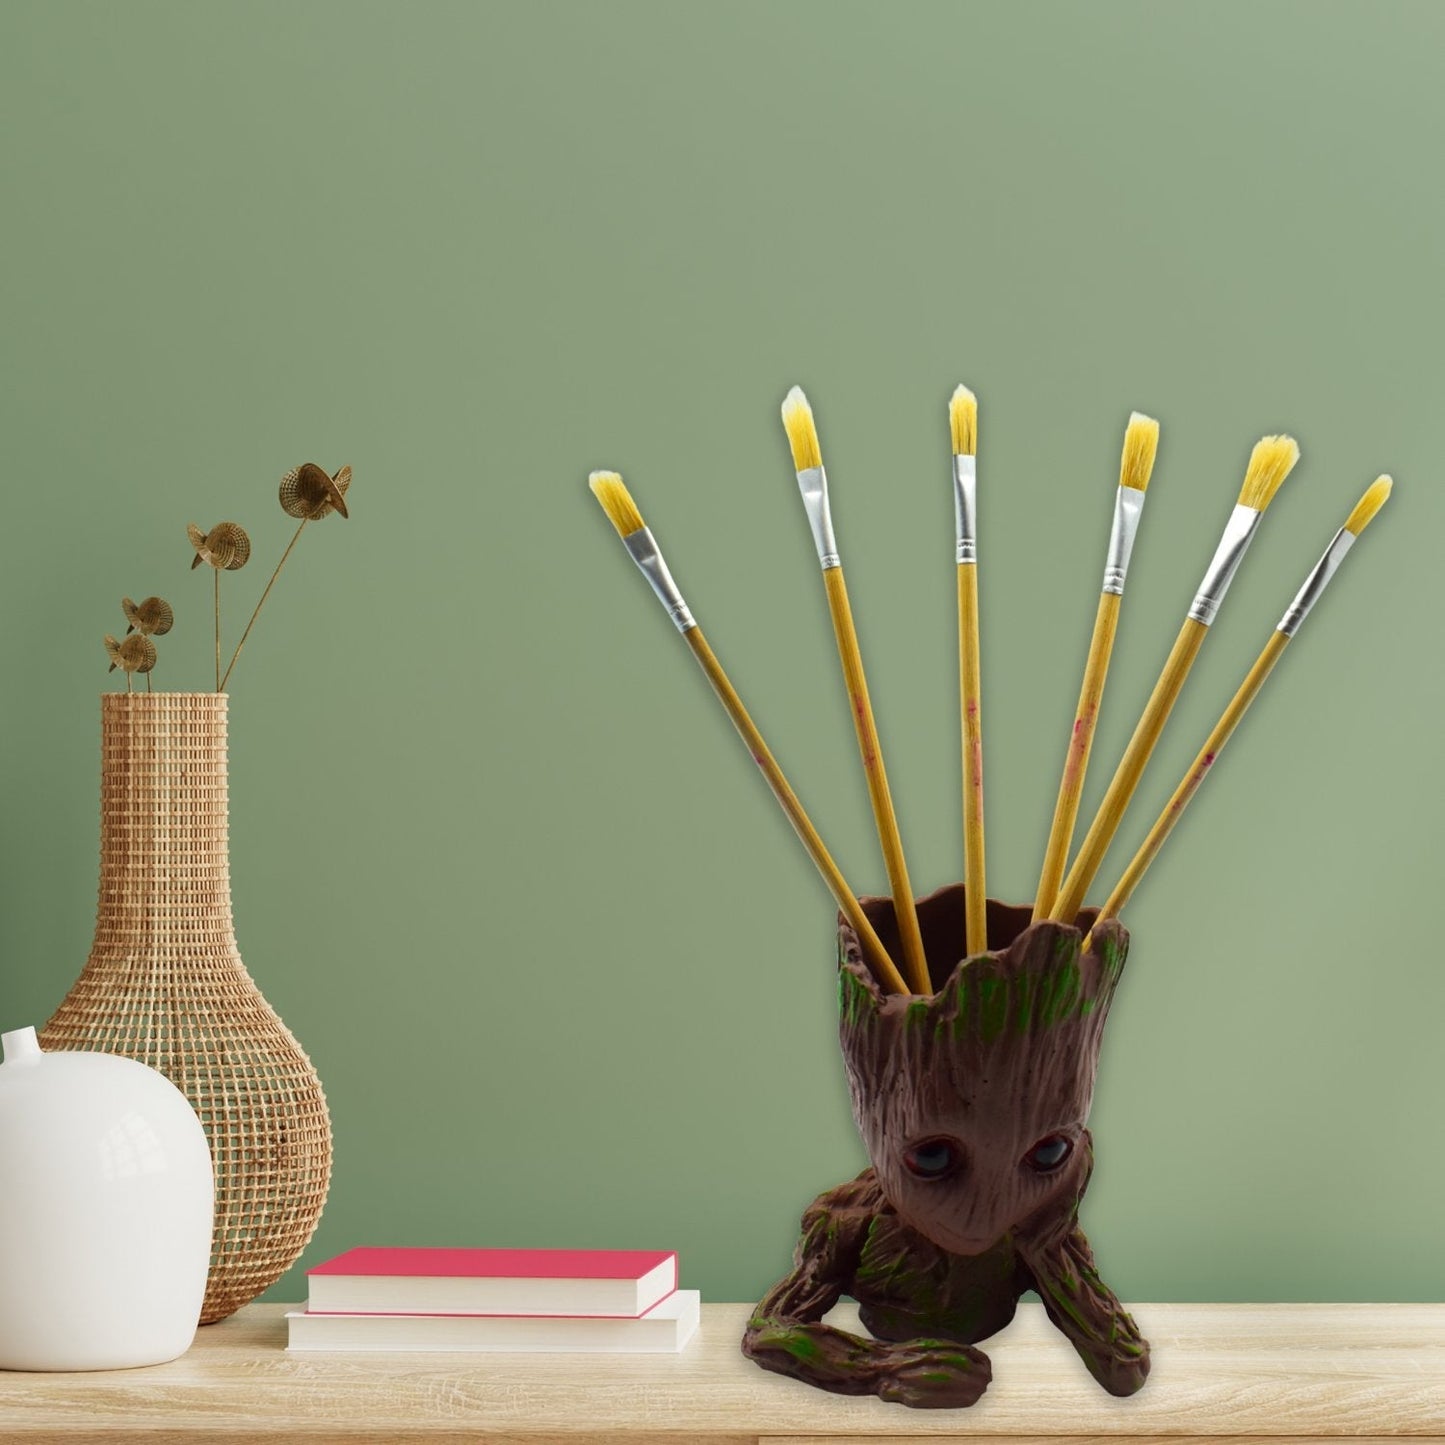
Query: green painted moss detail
xmin=951 ymin=985 xmax=969 ymax=1036
xmin=778 ymin=1330 xmax=822 ymax=1362
xmin=1038 ymin=959 xmax=1080 ymax=1027
xmin=1013 ymin=972 xmax=1036 ymax=1034
xmin=1095 ymin=932 xmax=1127 ymax=982
xmin=1051 ymin=960 xmax=1081 ymax=1021
xmin=976 ymin=976 xmax=1008 ymax=1041
xmin=1041 ymin=1277 xmax=1089 ymax=1333
xmin=838 ymin=967 xmax=872 ymax=1028
xmin=934 ymin=1350 xmax=977 ymax=1370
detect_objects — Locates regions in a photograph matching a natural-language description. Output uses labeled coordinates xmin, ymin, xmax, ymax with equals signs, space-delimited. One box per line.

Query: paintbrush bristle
xmin=1343 ymin=475 xmax=1392 ymax=535
xmin=781 ymin=386 xmax=823 ymax=471
xmin=589 ymin=470 xmax=645 ymax=537
xmin=949 ymin=385 xmax=978 ymax=457
xmin=1119 ymin=412 xmax=1160 ymax=493
xmin=1237 ymin=435 xmax=1300 ymax=511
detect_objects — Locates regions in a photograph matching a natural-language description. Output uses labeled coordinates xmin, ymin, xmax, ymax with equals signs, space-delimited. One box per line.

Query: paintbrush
xmin=1048 ymin=432 xmax=1300 ymax=923
xmin=949 ymin=385 xmax=989 ymax=956
xmin=589 ymin=470 xmax=911 ymax=996
xmin=1089 ymin=476 xmax=1392 ymax=936
xmin=1032 ymin=412 xmax=1160 ymax=921
xmin=781 ymin=387 xmax=931 ymax=994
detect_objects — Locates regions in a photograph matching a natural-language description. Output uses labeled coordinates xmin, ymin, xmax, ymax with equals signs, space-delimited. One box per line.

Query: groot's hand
xmin=743 ymin=1178 xmax=884 ymax=1398
xmin=874 ymin=1339 xmax=992 ymax=1409
xmin=1019 ymin=1211 xmax=1150 ymax=1399
xmin=1084 ymin=1342 xmax=1150 ymax=1399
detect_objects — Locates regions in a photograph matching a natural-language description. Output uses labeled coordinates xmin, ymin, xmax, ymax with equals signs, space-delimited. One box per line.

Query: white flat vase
xmin=0 ymin=1026 xmax=214 ymax=1371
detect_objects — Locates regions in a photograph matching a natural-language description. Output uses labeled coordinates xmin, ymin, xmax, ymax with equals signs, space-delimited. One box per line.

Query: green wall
xmin=2 ymin=0 xmax=1442 ymax=1308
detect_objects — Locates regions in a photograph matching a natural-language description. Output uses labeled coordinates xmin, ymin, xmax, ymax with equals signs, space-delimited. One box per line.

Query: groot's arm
xmin=743 ymin=1177 xmax=991 ymax=1408
xmin=1016 ymin=1144 xmax=1149 ymax=1397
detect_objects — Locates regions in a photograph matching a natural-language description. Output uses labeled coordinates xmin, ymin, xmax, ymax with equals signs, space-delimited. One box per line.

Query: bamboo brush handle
xmin=682 ymin=625 xmax=910 ymax=996
xmin=957 ymin=564 xmax=987 ymax=955
xmin=1049 ymin=615 xmax=1209 ymax=924
xmin=1033 ymin=591 xmax=1121 ymax=922
xmin=821 ymin=567 xmax=932 ymax=995
xmin=1093 ymin=630 xmax=1290 ymax=928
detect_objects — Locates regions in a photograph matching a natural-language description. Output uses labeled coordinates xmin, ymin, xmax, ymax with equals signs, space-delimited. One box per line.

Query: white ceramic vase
xmin=0 ymin=1026 xmax=213 ymax=1371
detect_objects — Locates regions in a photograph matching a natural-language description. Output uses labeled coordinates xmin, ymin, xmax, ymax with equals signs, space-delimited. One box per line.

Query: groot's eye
xmin=1024 ymin=1133 xmax=1073 ymax=1173
xmin=902 ymin=1137 xmax=963 ymax=1181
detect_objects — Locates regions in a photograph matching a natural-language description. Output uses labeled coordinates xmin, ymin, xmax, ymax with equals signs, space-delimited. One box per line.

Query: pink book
xmin=305 ymin=1247 xmax=679 ymax=1318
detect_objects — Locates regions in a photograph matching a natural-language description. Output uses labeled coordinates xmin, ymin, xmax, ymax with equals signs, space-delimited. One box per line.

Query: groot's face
xmin=884 ymin=1119 xmax=1089 ymax=1256
xmin=837 ymin=889 xmax=1127 ymax=1256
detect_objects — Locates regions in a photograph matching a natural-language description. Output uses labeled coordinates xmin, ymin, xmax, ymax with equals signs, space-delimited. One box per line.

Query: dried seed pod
xmin=189 ymin=522 xmax=252 ymax=571
xmin=123 ymin=596 xmax=175 ymax=637
xmin=104 ymin=633 xmax=158 ymax=674
xmin=279 ymin=463 xmax=351 ymax=521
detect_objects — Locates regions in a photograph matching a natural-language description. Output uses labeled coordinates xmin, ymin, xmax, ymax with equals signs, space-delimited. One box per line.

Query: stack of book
xmin=285 ymin=1246 xmax=699 ymax=1353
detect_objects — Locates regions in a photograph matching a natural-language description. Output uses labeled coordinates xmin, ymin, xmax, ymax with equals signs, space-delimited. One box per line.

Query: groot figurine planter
xmin=743 ymin=884 xmax=1147 ymax=1410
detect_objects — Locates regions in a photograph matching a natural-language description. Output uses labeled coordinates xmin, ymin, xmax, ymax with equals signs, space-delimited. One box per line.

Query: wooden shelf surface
xmin=0 ymin=1301 xmax=1441 ymax=1443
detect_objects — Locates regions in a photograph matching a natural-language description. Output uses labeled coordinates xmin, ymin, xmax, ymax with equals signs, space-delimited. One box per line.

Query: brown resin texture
xmin=743 ymin=884 xmax=1148 ymax=1409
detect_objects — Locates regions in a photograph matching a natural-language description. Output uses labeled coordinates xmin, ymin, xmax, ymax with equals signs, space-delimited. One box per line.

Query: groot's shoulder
xmin=795 ymin=1168 xmax=888 ymax=1265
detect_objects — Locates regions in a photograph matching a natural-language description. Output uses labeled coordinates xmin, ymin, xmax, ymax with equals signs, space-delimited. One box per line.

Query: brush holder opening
xmin=848 ymin=884 xmax=1104 ymax=996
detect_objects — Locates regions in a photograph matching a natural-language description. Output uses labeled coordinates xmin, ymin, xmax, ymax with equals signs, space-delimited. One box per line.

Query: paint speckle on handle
xmin=1171 ymin=753 xmax=1217 ymax=813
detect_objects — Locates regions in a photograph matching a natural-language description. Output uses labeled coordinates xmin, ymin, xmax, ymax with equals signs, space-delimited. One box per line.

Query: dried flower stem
xmin=220 ymin=519 xmax=308 ymax=692
xmin=215 ymin=567 xmax=221 ymax=692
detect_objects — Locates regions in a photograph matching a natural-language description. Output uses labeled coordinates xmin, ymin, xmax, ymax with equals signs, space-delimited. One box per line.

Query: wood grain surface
xmin=0 ymin=1301 xmax=1440 ymax=1442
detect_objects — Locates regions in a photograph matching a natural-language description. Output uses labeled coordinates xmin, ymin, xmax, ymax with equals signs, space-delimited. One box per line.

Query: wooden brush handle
xmin=1050 ymin=616 xmax=1208 ymax=923
xmin=822 ymin=568 xmax=931 ymax=994
xmin=1094 ymin=630 xmax=1290 ymax=926
xmin=682 ymin=625 xmax=910 ymax=996
xmin=1033 ymin=592 xmax=1121 ymax=922
xmin=957 ymin=564 xmax=988 ymax=955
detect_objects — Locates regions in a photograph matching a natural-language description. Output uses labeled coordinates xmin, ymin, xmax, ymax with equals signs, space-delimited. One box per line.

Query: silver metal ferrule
xmin=1100 ymin=485 xmax=1146 ymax=595
xmin=623 ymin=527 xmax=696 ymax=632
xmin=1188 ymin=504 xmax=1263 ymax=625
xmin=953 ymin=454 xmax=978 ymax=565
xmin=1276 ymin=527 xmax=1356 ymax=637
xmin=795 ymin=465 xmax=841 ymax=570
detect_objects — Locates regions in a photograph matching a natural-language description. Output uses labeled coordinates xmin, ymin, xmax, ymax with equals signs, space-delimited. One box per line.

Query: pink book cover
xmin=309 ymin=1247 xmax=676 ymax=1281
xmin=304 ymin=1247 xmax=680 ymax=1318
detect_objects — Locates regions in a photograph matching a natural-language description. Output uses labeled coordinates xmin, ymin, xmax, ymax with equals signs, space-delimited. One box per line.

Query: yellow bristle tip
xmin=1343 ymin=475 xmax=1392 ymax=535
xmin=1237 ymin=434 xmax=1301 ymax=511
xmin=1119 ymin=411 xmax=1160 ymax=493
xmin=589 ymin=470 xmax=645 ymax=538
xmin=949 ymin=385 xmax=978 ymax=457
xmin=780 ymin=386 xmax=823 ymax=472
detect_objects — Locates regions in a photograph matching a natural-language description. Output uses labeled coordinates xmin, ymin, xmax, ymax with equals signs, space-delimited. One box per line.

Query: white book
xmin=285 ymin=1288 xmax=700 ymax=1353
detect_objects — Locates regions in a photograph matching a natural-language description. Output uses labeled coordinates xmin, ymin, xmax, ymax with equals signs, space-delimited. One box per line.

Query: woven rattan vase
xmin=42 ymin=692 xmax=331 ymax=1324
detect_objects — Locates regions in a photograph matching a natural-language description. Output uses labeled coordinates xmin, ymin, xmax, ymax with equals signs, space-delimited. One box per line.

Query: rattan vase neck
xmin=43 ymin=692 xmax=332 ymax=1324
xmin=95 ymin=692 xmax=236 ymax=958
